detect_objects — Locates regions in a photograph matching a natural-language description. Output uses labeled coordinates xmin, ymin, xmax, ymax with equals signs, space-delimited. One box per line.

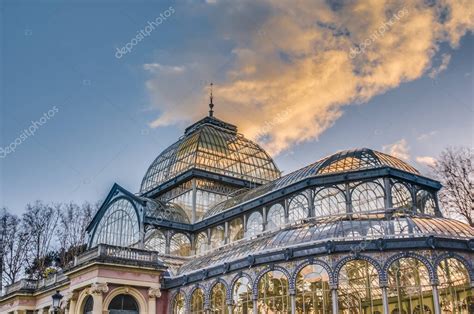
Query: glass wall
xmin=289 ymin=194 xmax=309 ymax=222
xmin=437 ymin=258 xmax=473 ymax=313
xmin=230 ymin=218 xmax=244 ymax=242
xmin=211 ymin=225 xmax=225 ymax=249
xmin=296 ymin=264 xmax=332 ymax=313
xmin=191 ymin=288 xmax=205 ymax=314
xmin=173 ymin=293 xmax=186 ymax=314
xmin=210 ymin=283 xmax=228 ymax=314
xmin=170 ymin=233 xmax=192 ymax=256
xmin=392 ymin=183 xmax=412 ymax=210
xmin=233 ymin=277 xmax=253 ymax=314
xmin=314 ymin=187 xmax=346 ymax=217
xmin=267 ymin=204 xmax=285 ymax=231
xmin=144 ymin=229 xmax=166 ymax=252
xmin=387 ymin=258 xmax=434 ymax=314
xmin=351 ymin=182 xmax=385 ymax=214
xmin=416 ymin=190 xmax=436 ymax=215
xmin=195 ymin=232 xmax=208 ymax=254
xmin=338 ymin=260 xmax=383 ymax=313
xmin=246 ymin=212 xmax=263 ymax=238
xmin=257 ymin=270 xmax=290 ymax=313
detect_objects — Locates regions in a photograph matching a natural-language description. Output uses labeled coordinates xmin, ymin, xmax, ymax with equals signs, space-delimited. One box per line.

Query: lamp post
xmin=52 ymin=290 xmax=63 ymax=314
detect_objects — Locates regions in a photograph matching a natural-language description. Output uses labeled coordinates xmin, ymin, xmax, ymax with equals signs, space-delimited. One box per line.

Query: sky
xmin=0 ymin=0 xmax=473 ymax=214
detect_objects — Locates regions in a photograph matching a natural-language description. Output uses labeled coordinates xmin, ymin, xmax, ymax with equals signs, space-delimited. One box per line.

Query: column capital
xmin=90 ymin=282 xmax=109 ymax=295
xmin=148 ymin=284 xmax=162 ymax=298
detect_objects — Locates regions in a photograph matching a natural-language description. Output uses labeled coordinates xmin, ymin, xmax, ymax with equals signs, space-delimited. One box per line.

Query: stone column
xmin=226 ymin=299 xmax=233 ymax=314
xmin=290 ymin=291 xmax=296 ymax=314
xmin=90 ymin=283 xmax=109 ymax=314
xmin=381 ymin=286 xmax=389 ymax=314
xmin=253 ymin=297 xmax=258 ymax=314
xmin=66 ymin=290 xmax=78 ymax=314
xmin=432 ymin=285 xmax=441 ymax=314
xmin=331 ymin=288 xmax=338 ymax=314
xmin=148 ymin=285 xmax=162 ymax=314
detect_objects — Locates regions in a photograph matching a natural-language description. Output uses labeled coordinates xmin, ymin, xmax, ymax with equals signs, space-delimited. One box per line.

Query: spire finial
xmin=209 ymin=82 xmax=214 ymax=117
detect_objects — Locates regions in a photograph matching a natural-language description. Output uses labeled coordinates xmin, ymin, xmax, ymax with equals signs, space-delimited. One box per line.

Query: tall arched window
xmin=195 ymin=232 xmax=208 ymax=254
xmin=211 ymin=225 xmax=225 ymax=249
xmin=210 ymin=283 xmax=228 ymax=314
xmin=246 ymin=212 xmax=263 ymax=238
xmin=351 ymin=182 xmax=385 ymax=213
xmin=108 ymin=294 xmax=139 ymax=314
xmin=229 ymin=218 xmax=244 ymax=242
xmin=267 ymin=204 xmax=285 ymax=231
xmin=288 ymin=194 xmax=309 ymax=222
xmin=314 ymin=187 xmax=346 ymax=217
xmin=338 ymin=260 xmax=383 ymax=313
xmin=170 ymin=233 xmax=191 ymax=256
xmin=92 ymin=198 xmax=140 ymax=247
xmin=191 ymin=288 xmax=205 ymax=314
xmin=172 ymin=292 xmax=186 ymax=314
xmin=437 ymin=258 xmax=472 ymax=313
xmin=144 ymin=229 xmax=166 ymax=252
xmin=392 ymin=183 xmax=413 ymax=209
xmin=82 ymin=295 xmax=93 ymax=314
xmin=233 ymin=277 xmax=253 ymax=314
xmin=387 ymin=258 xmax=434 ymax=313
xmin=416 ymin=190 xmax=436 ymax=215
xmin=295 ymin=264 xmax=332 ymax=313
xmin=257 ymin=270 xmax=290 ymax=313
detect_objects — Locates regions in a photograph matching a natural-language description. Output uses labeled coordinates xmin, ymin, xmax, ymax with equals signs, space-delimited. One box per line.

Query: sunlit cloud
xmin=416 ymin=156 xmax=437 ymax=167
xmin=383 ymin=139 xmax=410 ymax=161
xmin=145 ymin=0 xmax=474 ymax=155
xmin=428 ymin=53 xmax=451 ymax=78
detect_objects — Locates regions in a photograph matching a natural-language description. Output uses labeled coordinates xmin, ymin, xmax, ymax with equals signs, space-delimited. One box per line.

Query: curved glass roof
xmin=140 ymin=116 xmax=281 ymax=194
xmin=203 ymin=148 xmax=420 ymax=219
xmin=178 ymin=215 xmax=473 ymax=274
xmin=143 ymin=198 xmax=190 ymax=224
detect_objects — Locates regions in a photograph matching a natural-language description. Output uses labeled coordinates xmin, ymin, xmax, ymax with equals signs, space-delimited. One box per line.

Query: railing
xmin=3 ymin=279 xmax=38 ymax=295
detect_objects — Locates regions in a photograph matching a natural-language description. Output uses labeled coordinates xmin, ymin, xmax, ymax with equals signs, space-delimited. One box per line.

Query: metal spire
xmin=209 ymin=82 xmax=214 ymax=117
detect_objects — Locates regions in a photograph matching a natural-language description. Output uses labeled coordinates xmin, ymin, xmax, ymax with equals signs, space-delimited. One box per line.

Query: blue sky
xmin=1 ymin=0 xmax=473 ymax=214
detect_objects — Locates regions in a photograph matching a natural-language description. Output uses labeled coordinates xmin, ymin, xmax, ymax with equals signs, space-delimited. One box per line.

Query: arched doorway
xmin=82 ymin=295 xmax=93 ymax=314
xmin=108 ymin=294 xmax=139 ymax=314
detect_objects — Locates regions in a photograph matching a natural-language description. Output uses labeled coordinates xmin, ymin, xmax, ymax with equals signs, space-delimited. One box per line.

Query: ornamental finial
xmin=209 ymin=82 xmax=214 ymax=117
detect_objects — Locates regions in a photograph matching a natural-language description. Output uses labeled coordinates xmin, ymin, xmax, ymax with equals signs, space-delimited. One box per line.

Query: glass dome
xmin=140 ymin=116 xmax=281 ymax=194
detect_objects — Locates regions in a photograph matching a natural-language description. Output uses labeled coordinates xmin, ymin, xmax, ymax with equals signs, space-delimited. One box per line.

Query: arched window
xmin=108 ymin=294 xmax=139 ymax=314
xmin=338 ymin=260 xmax=383 ymax=313
xmin=210 ymin=283 xmax=228 ymax=314
xmin=144 ymin=229 xmax=166 ymax=252
xmin=314 ymin=187 xmax=346 ymax=217
xmin=387 ymin=258 xmax=434 ymax=313
xmin=172 ymin=292 xmax=185 ymax=314
xmin=92 ymin=198 xmax=140 ymax=247
xmin=233 ymin=277 xmax=253 ymax=314
xmin=191 ymin=288 xmax=205 ymax=314
xmin=211 ymin=225 xmax=225 ymax=249
xmin=229 ymin=218 xmax=244 ymax=242
xmin=392 ymin=183 xmax=412 ymax=209
xmin=295 ymin=264 xmax=332 ymax=313
xmin=416 ymin=190 xmax=436 ymax=215
xmin=257 ymin=270 xmax=290 ymax=313
xmin=195 ymin=232 xmax=208 ymax=254
xmin=246 ymin=212 xmax=263 ymax=238
xmin=351 ymin=182 xmax=385 ymax=213
xmin=288 ymin=194 xmax=309 ymax=222
xmin=437 ymin=258 xmax=472 ymax=313
xmin=170 ymin=233 xmax=191 ymax=256
xmin=267 ymin=204 xmax=285 ymax=231
xmin=83 ymin=295 xmax=93 ymax=314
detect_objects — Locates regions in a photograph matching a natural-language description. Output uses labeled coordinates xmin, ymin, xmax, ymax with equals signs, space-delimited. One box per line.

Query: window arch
xmin=295 ymin=264 xmax=332 ymax=313
xmin=195 ymin=232 xmax=208 ymax=254
xmin=338 ymin=260 xmax=383 ymax=313
xmin=190 ymin=288 xmax=205 ymax=314
xmin=82 ymin=295 xmax=93 ymax=314
xmin=288 ymin=194 xmax=309 ymax=222
xmin=144 ymin=229 xmax=166 ymax=252
xmin=314 ymin=187 xmax=346 ymax=217
xmin=257 ymin=270 xmax=290 ymax=313
xmin=246 ymin=211 xmax=263 ymax=238
xmin=229 ymin=217 xmax=244 ymax=242
xmin=267 ymin=204 xmax=285 ymax=231
xmin=172 ymin=292 xmax=185 ymax=314
xmin=108 ymin=294 xmax=139 ymax=314
xmin=211 ymin=225 xmax=225 ymax=249
xmin=210 ymin=283 xmax=228 ymax=314
xmin=233 ymin=277 xmax=253 ymax=314
xmin=92 ymin=198 xmax=140 ymax=247
xmin=437 ymin=258 xmax=472 ymax=313
xmin=170 ymin=233 xmax=191 ymax=256
xmin=387 ymin=258 xmax=434 ymax=313
xmin=392 ymin=182 xmax=413 ymax=209
xmin=416 ymin=190 xmax=436 ymax=215
xmin=351 ymin=182 xmax=385 ymax=213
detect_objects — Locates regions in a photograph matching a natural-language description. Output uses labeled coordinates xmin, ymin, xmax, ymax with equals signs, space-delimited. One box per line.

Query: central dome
xmin=140 ymin=116 xmax=281 ymax=194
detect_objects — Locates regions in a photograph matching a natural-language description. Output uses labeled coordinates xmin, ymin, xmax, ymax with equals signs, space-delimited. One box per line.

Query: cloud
xmin=143 ymin=63 xmax=186 ymax=74
xmin=383 ymin=139 xmax=410 ymax=161
xmin=416 ymin=156 xmax=437 ymax=167
xmin=145 ymin=0 xmax=474 ymax=155
xmin=417 ymin=130 xmax=439 ymax=141
xmin=428 ymin=53 xmax=451 ymax=78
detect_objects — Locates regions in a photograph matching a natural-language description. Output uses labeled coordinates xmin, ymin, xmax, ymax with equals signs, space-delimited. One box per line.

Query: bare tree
xmin=22 ymin=201 xmax=60 ymax=279
xmin=432 ymin=147 xmax=473 ymax=226
xmin=1 ymin=209 xmax=30 ymax=287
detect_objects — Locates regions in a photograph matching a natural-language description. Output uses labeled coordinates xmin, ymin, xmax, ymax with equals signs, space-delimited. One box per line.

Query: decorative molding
xmin=148 ymin=285 xmax=162 ymax=298
xmin=90 ymin=282 xmax=109 ymax=295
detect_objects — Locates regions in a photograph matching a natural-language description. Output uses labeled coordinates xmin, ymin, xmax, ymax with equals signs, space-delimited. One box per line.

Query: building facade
xmin=1 ymin=112 xmax=473 ymax=314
